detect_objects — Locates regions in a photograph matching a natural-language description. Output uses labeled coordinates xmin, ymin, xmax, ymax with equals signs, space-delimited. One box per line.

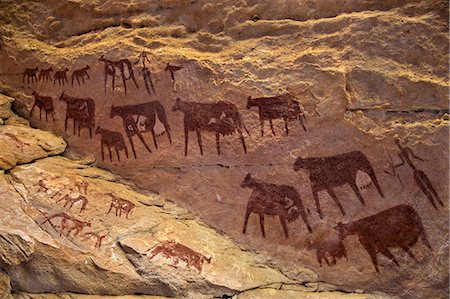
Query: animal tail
xmin=154 ymin=102 xmax=172 ymax=143
xmin=283 ymin=186 xmax=312 ymax=233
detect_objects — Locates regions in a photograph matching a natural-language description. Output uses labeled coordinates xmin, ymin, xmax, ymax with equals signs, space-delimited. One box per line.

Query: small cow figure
xmin=53 ymin=68 xmax=69 ymax=86
xmin=23 ymin=67 xmax=39 ymax=84
xmin=148 ymin=240 xmax=211 ymax=273
xmin=95 ymin=126 xmax=129 ymax=162
xmin=335 ymin=204 xmax=432 ymax=272
xmin=30 ymin=91 xmax=55 ymax=121
xmin=71 ymin=65 xmax=90 ymax=86
xmin=38 ymin=67 xmax=53 ymax=82
xmin=106 ymin=193 xmax=135 ymax=219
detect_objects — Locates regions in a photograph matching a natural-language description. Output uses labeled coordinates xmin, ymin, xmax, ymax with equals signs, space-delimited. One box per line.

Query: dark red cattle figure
xmin=335 ymin=204 xmax=432 ymax=272
xmin=30 ymin=91 xmax=56 ymax=121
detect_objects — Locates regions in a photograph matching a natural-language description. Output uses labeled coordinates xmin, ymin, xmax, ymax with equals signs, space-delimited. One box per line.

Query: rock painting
xmin=71 ymin=65 xmax=91 ymax=86
xmin=82 ymin=232 xmax=107 ymax=249
xmin=41 ymin=212 xmax=92 ymax=237
xmin=30 ymin=91 xmax=56 ymax=121
xmin=147 ymin=240 xmax=211 ymax=273
xmin=135 ymin=52 xmax=155 ymax=95
xmin=22 ymin=67 xmax=39 ymax=84
xmin=387 ymin=139 xmax=444 ymax=210
xmin=56 ymin=193 xmax=89 ymax=213
xmin=75 ymin=180 xmax=89 ymax=195
xmin=335 ymin=204 xmax=432 ymax=272
xmin=293 ymin=151 xmax=384 ymax=219
xmin=240 ymin=173 xmax=312 ymax=238
xmin=53 ymin=68 xmax=69 ymax=86
xmin=99 ymin=55 xmax=139 ymax=95
xmin=38 ymin=67 xmax=53 ymax=82
xmin=247 ymin=93 xmax=306 ymax=136
xmin=95 ymin=126 xmax=129 ymax=162
xmin=105 ymin=193 xmax=135 ymax=219
xmin=172 ymin=97 xmax=249 ymax=156
xmin=165 ymin=63 xmax=183 ymax=84
xmin=59 ymin=92 xmax=95 ymax=138
xmin=110 ymin=101 xmax=172 ymax=158
xmin=307 ymin=237 xmax=348 ymax=267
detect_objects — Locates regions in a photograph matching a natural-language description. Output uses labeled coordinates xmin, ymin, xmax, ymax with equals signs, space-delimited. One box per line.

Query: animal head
xmin=334 ymin=222 xmax=349 ymax=239
xmin=164 ymin=63 xmax=171 ymax=71
xmin=172 ymin=98 xmax=182 ymax=112
xmin=240 ymin=173 xmax=252 ymax=188
xmin=95 ymin=126 xmax=101 ymax=135
xmin=293 ymin=157 xmax=306 ymax=171
xmin=99 ymin=55 xmax=105 ymax=61
xmin=59 ymin=92 xmax=66 ymax=101
xmin=63 ymin=68 xmax=69 ymax=72
xmin=85 ymin=65 xmax=90 ymax=70
xmin=32 ymin=90 xmax=37 ymax=96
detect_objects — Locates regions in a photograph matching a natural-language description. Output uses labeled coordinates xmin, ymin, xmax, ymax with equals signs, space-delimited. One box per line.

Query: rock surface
xmin=0 ymin=0 xmax=448 ymax=298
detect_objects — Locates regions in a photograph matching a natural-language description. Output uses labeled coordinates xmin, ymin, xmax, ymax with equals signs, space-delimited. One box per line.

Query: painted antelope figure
xmin=95 ymin=126 xmax=129 ymax=162
xmin=105 ymin=193 xmax=135 ymax=219
xmin=41 ymin=212 xmax=91 ymax=237
xmin=135 ymin=52 xmax=155 ymax=95
xmin=110 ymin=101 xmax=172 ymax=158
xmin=147 ymin=240 xmax=212 ymax=273
xmin=22 ymin=67 xmax=39 ymax=84
xmin=173 ymin=97 xmax=249 ymax=156
xmin=38 ymin=67 xmax=53 ymax=82
xmin=293 ymin=151 xmax=384 ymax=219
xmin=57 ymin=193 xmax=89 ymax=213
xmin=335 ymin=205 xmax=432 ymax=272
xmin=59 ymin=92 xmax=95 ymax=138
xmin=30 ymin=91 xmax=56 ymax=121
xmin=53 ymin=68 xmax=69 ymax=86
xmin=247 ymin=93 xmax=306 ymax=136
xmin=240 ymin=173 xmax=312 ymax=238
xmin=82 ymin=232 xmax=107 ymax=249
xmin=99 ymin=55 xmax=139 ymax=95
xmin=71 ymin=65 xmax=90 ymax=86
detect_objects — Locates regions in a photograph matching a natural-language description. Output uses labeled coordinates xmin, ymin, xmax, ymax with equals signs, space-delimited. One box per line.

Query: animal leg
xmin=312 ymin=191 xmax=323 ymax=219
xmin=151 ymin=128 xmax=158 ymax=149
xmin=127 ymin=135 xmax=137 ymax=159
xmin=379 ymin=248 xmax=399 ymax=266
xmin=106 ymin=203 xmax=114 ymax=214
xmin=108 ymin=146 xmax=113 ymax=162
xmin=124 ymin=146 xmax=129 ymax=159
xmin=349 ymin=181 xmax=365 ymax=205
xmin=238 ymin=128 xmax=247 ymax=154
xmin=368 ymin=170 xmax=384 ymax=198
xmin=242 ymin=209 xmax=251 ymax=234
xmin=279 ymin=216 xmax=289 ymax=239
xmin=365 ymin=245 xmax=380 ymax=272
xmin=29 ymin=104 xmax=36 ymax=118
xmin=260 ymin=118 xmax=264 ymax=137
xmin=100 ymin=144 xmax=105 ymax=161
xmin=104 ymin=70 xmax=107 ymax=93
xmin=269 ymin=119 xmax=276 ymax=136
xmin=136 ymin=131 xmax=152 ymax=153
xmin=115 ymin=147 xmax=121 ymax=162
xmin=283 ymin=117 xmax=289 ymax=135
xmin=112 ymin=73 xmax=115 ymax=94
xmin=400 ymin=245 xmax=417 ymax=261
xmin=326 ymin=188 xmax=346 ymax=216
xmin=45 ymin=111 xmax=49 ymax=122
xmin=122 ymin=73 xmax=127 ymax=95
xmin=317 ymin=255 xmax=323 ymax=267
xmin=184 ymin=123 xmax=189 ymax=156
xmin=196 ymin=129 xmax=203 ymax=156
xmin=39 ymin=108 xmax=42 ymax=120
xmin=215 ymin=132 xmax=220 ymax=155
xmin=259 ymin=214 xmax=266 ymax=238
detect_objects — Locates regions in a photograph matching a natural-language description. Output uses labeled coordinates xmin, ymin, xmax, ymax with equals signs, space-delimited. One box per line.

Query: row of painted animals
xmin=309 ymin=204 xmax=432 ymax=272
xmin=23 ymin=66 xmax=91 ymax=86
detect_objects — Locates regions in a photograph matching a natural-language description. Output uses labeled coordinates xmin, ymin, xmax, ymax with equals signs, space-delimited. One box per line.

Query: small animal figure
xmin=38 ymin=67 xmax=53 ymax=82
xmin=82 ymin=232 xmax=107 ymax=249
xmin=75 ymin=180 xmax=89 ymax=195
xmin=240 ymin=173 xmax=311 ymax=238
xmin=95 ymin=126 xmax=129 ymax=162
xmin=148 ymin=240 xmax=211 ymax=273
xmin=71 ymin=65 xmax=90 ymax=86
xmin=247 ymin=93 xmax=306 ymax=136
xmin=106 ymin=193 xmax=135 ymax=219
xmin=37 ymin=179 xmax=49 ymax=193
xmin=59 ymin=92 xmax=95 ymax=138
xmin=307 ymin=237 xmax=347 ymax=267
xmin=164 ymin=63 xmax=183 ymax=82
xmin=293 ymin=151 xmax=384 ymax=219
xmin=335 ymin=204 xmax=432 ymax=272
xmin=22 ymin=67 xmax=39 ymax=84
xmin=99 ymin=55 xmax=139 ymax=95
xmin=41 ymin=212 xmax=91 ymax=237
xmin=53 ymin=68 xmax=69 ymax=86
xmin=57 ymin=194 xmax=89 ymax=213
xmin=172 ymin=97 xmax=249 ymax=156
xmin=30 ymin=91 xmax=55 ymax=121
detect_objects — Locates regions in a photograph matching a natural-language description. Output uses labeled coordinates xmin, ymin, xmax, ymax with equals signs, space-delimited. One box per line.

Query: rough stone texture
xmin=0 ymin=0 xmax=448 ymax=298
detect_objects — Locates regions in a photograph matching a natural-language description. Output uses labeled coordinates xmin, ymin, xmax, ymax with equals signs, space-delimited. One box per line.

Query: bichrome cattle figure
xmin=71 ymin=65 xmax=90 ymax=86
xmin=240 ymin=173 xmax=311 ymax=238
xmin=110 ymin=101 xmax=172 ymax=158
xmin=53 ymin=68 xmax=69 ymax=86
xmin=95 ymin=126 xmax=129 ymax=162
xmin=23 ymin=67 xmax=39 ymax=84
xmin=173 ymin=97 xmax=249 ymax=156
xmin=335 ymin=204 xmax=432 ymax=272
xmin=59 ymin=92 xmax=95 ymax=138
xmin=30 ymin=91 xmax=56 ymax=121
xmin=38 ymin=67 xmax=53 ymax=82
xmin=293 ymin=151 xmax=384 ymax=219
xmin=147 ymin=240 xmax=211 ymax=273
xmin=307 ymin=237 xmax=348 ymax=267
xmin=41 ymin=212 xmax=91 ymax=237
xmin=106 ymin=193 xmax=135 ymax=219
xmin=99 ymin=55 xmax=139 ymax=95
xmin=247 ymin=93 xmax=306 ymax=136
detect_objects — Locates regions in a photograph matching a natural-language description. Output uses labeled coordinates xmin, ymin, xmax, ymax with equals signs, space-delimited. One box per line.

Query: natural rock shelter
xmin=0 ymin=1 xmax=448 ymax=298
